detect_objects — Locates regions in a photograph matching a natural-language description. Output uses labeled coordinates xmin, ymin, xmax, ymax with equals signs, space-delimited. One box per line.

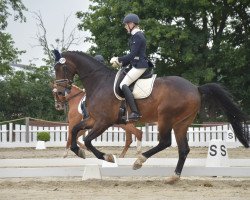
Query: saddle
xmin=78 ymin=95 xmax=89 ymax=118
xmin=114 ymin=66 xmax=157 ymax=124
xmin=114 ymin=66 xmax=157 ymax=100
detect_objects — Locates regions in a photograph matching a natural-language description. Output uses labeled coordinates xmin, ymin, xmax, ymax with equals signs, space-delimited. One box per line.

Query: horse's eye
xmin=57 ymin=92 xmax=64 ymax=96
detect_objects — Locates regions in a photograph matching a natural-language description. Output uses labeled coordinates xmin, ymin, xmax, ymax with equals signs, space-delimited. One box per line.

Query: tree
xmin=76 ymin=0 xmax=250 ymax=114
xmin=32 ymin=11 xmax=83 ymax=67
xmin=0 ymin=0 xmax=26 ymax=75
xmin=0 ymin=68 xmax=65 ymax=121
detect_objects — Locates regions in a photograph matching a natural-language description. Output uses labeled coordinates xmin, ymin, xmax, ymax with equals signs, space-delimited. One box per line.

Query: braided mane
xmin=71 ymin=84 xmax=85 ymax=93
xmin=62 ymin=51 xmax=116 ymax=73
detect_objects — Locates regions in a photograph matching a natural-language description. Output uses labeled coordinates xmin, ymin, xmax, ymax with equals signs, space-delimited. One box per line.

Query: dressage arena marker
xmin=206 ymin=139 xmax=229 ymax=167
xmin=82 ymin=164 xmax=101 ymax=180
xmin=35 ymin=141 xmax=46 ymax=150
xmin=1 ymin=157 xmax=250 ymax=178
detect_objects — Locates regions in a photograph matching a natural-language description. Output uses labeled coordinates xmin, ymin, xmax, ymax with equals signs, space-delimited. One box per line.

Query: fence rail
xmin=0 ymin=122 xmax=246 ymax=148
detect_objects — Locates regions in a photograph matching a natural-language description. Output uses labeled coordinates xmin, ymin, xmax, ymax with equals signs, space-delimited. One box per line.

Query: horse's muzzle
xmin=55 ymin=103 xmax=65 ymax=111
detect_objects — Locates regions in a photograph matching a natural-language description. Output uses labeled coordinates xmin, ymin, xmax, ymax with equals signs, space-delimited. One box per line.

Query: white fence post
xmin=9 ymin=123 xmax=13 ymax=142
xmin=1 ymin=125 xmax=8 ymax=143
xmin=25 ymin=117 xmax=30 ymax=143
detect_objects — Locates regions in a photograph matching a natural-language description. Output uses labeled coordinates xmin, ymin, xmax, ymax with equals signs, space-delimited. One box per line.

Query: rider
xmin=110 ymin=13 xmax=149 ymax=122
xmin=94 ymin=54 xmax=105 ymax=63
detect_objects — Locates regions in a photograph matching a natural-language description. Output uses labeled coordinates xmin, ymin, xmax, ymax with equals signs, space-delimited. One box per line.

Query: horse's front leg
xmin=71 ymin=118 xmax=94 ymax=158
xmin=84 ymin=124 xmax=115 ymax=162
xmin=63 ymin=125 xmax=73 ymax=158
xmin=76 ymin=130 xmax=88 ymax=150
xmin=64 ymin=113 xmax=83 ymax=158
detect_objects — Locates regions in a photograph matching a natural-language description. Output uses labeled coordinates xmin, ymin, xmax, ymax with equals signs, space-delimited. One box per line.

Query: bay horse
xmin=52 ymin=84 xmax=143 ymax=158
xmin=54 ymin=51 xmax=249 ymax=184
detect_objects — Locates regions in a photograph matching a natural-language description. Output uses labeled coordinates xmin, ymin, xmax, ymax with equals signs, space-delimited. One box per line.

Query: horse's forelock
xmin=53 ymin=49 xmax=61 ymax=62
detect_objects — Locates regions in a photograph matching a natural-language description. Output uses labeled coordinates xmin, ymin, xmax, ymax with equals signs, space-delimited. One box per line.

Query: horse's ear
xmin=49 ymin=82 xmax=54 ymax=89
xmin=53 ymin=49 xmax=61 ymax=62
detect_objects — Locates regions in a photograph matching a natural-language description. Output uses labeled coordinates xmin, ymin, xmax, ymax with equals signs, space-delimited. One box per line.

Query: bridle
xmin=53 ymin=53 xmax=104 ymax=85
xmin=52 ymin=87 xmax=84 ymax=103
xmin=52 ymin=87 xmax=67 ymax=111
xmin=53 ymin=57 xmax=74 ymax=96
xmin=52 ymin=85 xmax=84 ymax=112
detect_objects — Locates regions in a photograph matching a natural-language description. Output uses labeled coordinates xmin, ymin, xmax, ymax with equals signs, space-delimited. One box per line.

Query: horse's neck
xmin=84 ymin=70 xmax=116 ymax=95
xmin=65 ymin=52 xmax=116 ymax=94
xmin=73 ymin=54 xmax=115 ymax=91
xmin=67 ymin=86 xmax=85 ymax=106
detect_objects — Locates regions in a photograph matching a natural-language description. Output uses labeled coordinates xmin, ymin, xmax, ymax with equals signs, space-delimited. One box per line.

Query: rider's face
xmin=124 ymin=22 xmax=134 ymax=33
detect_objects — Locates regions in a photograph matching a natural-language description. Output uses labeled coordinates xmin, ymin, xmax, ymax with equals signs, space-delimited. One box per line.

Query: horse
xmin=52 ymin=83 xmax=143 ymax=158
xmin=53 ymin=50 xmax=249 ymax=184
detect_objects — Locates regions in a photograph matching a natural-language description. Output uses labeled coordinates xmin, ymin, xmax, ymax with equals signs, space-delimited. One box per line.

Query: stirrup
xmin=122 ymin=112 xmax=141 ymax=122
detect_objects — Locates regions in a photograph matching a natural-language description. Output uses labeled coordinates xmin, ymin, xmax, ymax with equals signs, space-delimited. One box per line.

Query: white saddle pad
xmin=78 ymin=95 xmax=86 ymax=115
xmin=113 ymin=69 xmax=157 ymax=100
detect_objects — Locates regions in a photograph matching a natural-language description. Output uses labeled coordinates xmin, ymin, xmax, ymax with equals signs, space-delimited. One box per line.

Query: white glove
xmin=110 ymin=57 xmax=122 ymax=68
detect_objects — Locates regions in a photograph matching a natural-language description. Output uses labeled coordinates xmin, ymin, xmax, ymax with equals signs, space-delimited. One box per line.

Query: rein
xmin=66 ymin=90 xmax=84 ymax=102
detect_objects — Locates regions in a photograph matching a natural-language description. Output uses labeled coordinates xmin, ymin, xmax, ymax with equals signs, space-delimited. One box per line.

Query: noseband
xmin=54 ymin=79 xmax=72 ymax=96
xmin=54 ymin=58 xmax=74 ymax=89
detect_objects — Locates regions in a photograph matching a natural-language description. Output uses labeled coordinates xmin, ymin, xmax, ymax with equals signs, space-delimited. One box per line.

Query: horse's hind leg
xmin=130 ymin=125 xmax=143 ymax=155
xmin=164 ymin=123 xmax=190 ymax=184
xmin=119 ymin=124 xmax=143 ymax=158
xmin=133 ymin=125 xmax=172 ymax=170
xmin=119 ymin=130 xmax=132 ymax=158
xmin=77 ymin=130 xmax=87 ymax=150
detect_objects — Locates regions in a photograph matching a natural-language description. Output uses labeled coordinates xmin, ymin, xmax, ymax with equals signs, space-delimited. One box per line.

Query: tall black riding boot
xmin=122 ymin=85 xmax=141 ymax=121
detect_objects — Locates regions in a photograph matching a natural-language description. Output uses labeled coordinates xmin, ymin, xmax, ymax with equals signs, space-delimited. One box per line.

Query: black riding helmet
xmin=123 ymin=13 xmax=140 ymax=24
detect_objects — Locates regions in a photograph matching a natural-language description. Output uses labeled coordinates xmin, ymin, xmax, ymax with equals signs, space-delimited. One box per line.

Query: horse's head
xmin=53 ymin=49 xmax=76 ymax=95
xmin=51 ymin=82 xmax=67 ymax=111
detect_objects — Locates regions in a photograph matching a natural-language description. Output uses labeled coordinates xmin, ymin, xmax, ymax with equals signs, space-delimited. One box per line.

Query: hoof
xmin=63 ymin=152 xmax=68 ymax=158
xmin=133 ymin=162 xmax=142 ymax=170
xmin=119 ymin=154 xmax=125 ymax=158
xmin=70 ymin=146 xmax=80 ymax=157
xmin=104 ymin=154 xmax=115 ymax=163
xmin=63 ymin=148 xmax=69 ymax=158
xmin=133 ymin=155 xmax=147 ymax=170
xmin=78 ymin=148 xmax=86 ymax=159
xmin=165 ymin=174 xmax=180 ymax=185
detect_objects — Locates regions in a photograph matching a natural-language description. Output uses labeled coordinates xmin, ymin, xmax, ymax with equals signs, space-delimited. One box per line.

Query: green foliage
xmin=77 ymin=0 xmax=250 ymax=115
xmin=37 ymin=131 xmax=50 ymax=142
xmin=0 ymin=0 xmax=26 ymax=30
xmin=0 ymin=67 xmax=65 ymax=122
xmin=0 ymin=0 xmax=27 ymax=75
xmin=0 ymin=33 xmax=18 ymax=75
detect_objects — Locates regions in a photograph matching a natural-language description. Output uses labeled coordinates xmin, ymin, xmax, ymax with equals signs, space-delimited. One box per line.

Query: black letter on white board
xmin=209 ymin=145 xmax=217 ymax=156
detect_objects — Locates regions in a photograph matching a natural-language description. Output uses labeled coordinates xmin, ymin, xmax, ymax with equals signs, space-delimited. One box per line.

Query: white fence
xmin=0 ymin=123 xmax=245 ymax=148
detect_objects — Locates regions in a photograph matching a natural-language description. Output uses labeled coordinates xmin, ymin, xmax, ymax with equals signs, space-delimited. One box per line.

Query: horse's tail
xmin=198 ymin=83 xmax=249 ymax=148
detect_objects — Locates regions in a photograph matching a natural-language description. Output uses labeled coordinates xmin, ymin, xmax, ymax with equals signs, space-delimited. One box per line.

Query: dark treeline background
xmin=1 ymin=0 xmax=249 ymax=122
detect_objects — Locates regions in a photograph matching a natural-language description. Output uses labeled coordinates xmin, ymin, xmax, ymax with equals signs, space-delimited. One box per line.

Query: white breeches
xmin=120 ymin=67 xmax=147 ymax=89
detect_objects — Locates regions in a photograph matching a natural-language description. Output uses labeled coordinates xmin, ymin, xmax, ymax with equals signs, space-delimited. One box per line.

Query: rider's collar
xmin=131 ymin=28 xmax=141 ymax=35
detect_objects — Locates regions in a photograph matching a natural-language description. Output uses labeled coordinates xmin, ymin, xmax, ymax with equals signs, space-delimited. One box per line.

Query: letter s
xmin=209 ymin=145 xmax=217 ymax=156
